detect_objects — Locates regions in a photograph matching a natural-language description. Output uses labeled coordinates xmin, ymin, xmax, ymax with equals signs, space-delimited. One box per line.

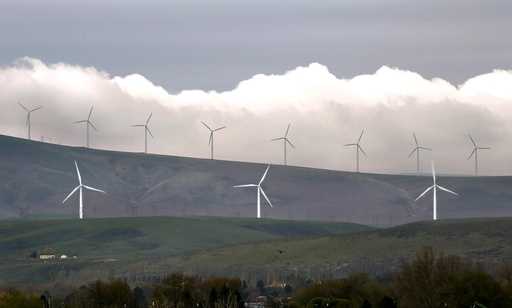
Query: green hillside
xmin=169 ymin=217 xmax=512 ymax=280
xmin=0 ymin=216 xmax=370 ymax=286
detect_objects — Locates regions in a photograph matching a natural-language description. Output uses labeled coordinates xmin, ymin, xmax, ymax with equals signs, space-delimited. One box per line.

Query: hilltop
xmin=1 ymin=134 xmax=512 ymax=225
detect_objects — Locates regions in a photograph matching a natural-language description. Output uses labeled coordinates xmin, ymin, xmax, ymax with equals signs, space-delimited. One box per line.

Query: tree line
xmin=2 ymin=247 xmax=512 ymax=307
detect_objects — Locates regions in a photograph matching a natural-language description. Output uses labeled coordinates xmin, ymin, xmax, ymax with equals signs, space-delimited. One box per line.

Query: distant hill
xmin=0 ymin=216 xmax=370 ymax=286
xmin=1 ymin=134 xmax=512 ymax=224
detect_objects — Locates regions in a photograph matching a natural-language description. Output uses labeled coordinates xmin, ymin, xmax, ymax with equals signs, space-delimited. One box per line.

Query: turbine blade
xmin=415 ymin=185 xmax=434 ymax=201
xmin=437 ymin=185 xmax=458 ymax=196
xmin=357 ymin=129 xmax=365 ymax=143
xmin=31 ymin=106 xmax=42 ymax=112
xmin=420 ymin=147 xmax=432 ymax=151
xmin=146 ymin=127 xmax=154 ymax=138
xmin=201 ymin=121 xmax=212 ymax=131
xmin=89 ymin=121 xmax=98 ymax=131
xmin=478 ymin=147 xmax=491 ymax=150
xmin=74 ymin=161 xmax=82 ymax=185
xmin=408 ymin=148 xmax=418 ymax=158
xmin=132 ymin=124 xmax=145 ymax=127
xmin=214 ymin=126 xmax=226 ymax=132
xmin=431 ymin=161 xmax=436 ymax=179
xmin=62 ymin=186 xmax=80 ymax=203
xmin=344 ymin=143 xmax=356 ymax=147
xmin=18 ymin=102 xmax=29 ymax=112
xmin=88 ymin=106 xmax=94 ymax=120
xmin=74 ymin=120 xmax=87 ymax=124
xmin=286 ymin=139 xmax=295 ymax=148
xmin=358 ymin=145 xmax=367 ymax=157
xmin=413 ymin=133 xmax=418 ymax=147
xmin=272 ymin=137 xmax=284 ymax=141
xmin=83 ymin=185 xmax=106 ymax=194
xmin=146 ymin=112 xmax=152 ymax=125
xmin=259 ymin=187 xmax=273 ymax=208
xmin=285 ymin=123 xmax=291 ymax=137
xmin=233 ymin=184 xmax=257 ymax=188
xmin=467 ymin=148 xmax=476 ymax=160
xmin=468 ymin=134 xmax=476 ymax=147
xmin=259 ymin=165 xmax=270 ymax=185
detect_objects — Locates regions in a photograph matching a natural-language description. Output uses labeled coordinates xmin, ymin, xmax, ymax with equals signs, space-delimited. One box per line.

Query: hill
xmin=170 ymin=217 xmax=512 ymax=280
xmin=0 ymin=216 xmax=370 ymax=286
xmin=1 ymin=134 xmax=512 ymax=225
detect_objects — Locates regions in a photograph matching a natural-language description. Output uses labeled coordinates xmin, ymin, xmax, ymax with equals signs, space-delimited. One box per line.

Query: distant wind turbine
xmin=408 ymin=133 xmax=432 ymax=174
xmin=18 ymin=102 xmax=42 ymax=140
xmin=272 ymin=123 xmax=295 ymax=166
xmin=132 ymin=113 xmax=153 ymax=153
xmin=201 ymin=121 xmax=226 ymax=160
xmin=74 ymin=105 xmax=98 ymax=148
xmin=415 ymin=161 xmax=458 ymax=221
xmin=345 ymin=129 xmax=367 ymax=173
xmin=467 ymin=134 xmax=490 ymax=176
xmin=233 ymin=165 xmax=273 ymax=219
xmin=62 ymin=161 xmax=106 ymax=220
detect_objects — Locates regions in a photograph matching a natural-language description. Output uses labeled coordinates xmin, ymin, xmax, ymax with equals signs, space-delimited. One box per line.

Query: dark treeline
xmin=2 ymin=247 xmax=512 ymax=307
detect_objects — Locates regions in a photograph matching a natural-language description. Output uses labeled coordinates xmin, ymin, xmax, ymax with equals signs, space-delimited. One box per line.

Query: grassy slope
xmin=0 ymin=216 xmax=371 ymax=285
xmin=169 ymin=217 xmax=512 ymax=279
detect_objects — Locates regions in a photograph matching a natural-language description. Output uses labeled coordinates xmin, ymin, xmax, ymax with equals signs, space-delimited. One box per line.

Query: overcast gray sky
xmin=1 ymin=0 xmax=511 ymax=90
xmin=1 ymin=0 xmax=512 ymax=176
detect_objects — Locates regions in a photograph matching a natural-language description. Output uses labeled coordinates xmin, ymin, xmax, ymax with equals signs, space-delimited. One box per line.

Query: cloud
xmin=1 ymin=57 xmax=512 ymax=175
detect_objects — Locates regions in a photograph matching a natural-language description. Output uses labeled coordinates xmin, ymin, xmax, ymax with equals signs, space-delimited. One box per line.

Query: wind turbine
xmin=132 ymin=113 xmax=153 ymax=153
xmin=345 ymin=129 xmax=367 ymax=173
xmin=467 ymin=134 xmax=490 ymax=176
xmin=62 ymin=161 xmax=106 ymax=220
xmin=74 ymin=105 xmax=98 ymax=148
xmin=233 ymin=165 xmax=273 ymax=219
xmin=18 ymin=102 xmax=42 ymax=140
xmin=201 ymin=121 xmax=226 ymax=160
xmin=408 ymin=133 xmax=432 ymax=174
xmin=415 ymin=161 xmax=458 ymax=221
xmin=272 ymin=123 xmax=295 ymax=166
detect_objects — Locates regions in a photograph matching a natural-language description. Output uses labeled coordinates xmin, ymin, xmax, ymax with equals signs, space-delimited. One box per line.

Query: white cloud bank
xmin=1 ymin=57 xmax=512 ymax=175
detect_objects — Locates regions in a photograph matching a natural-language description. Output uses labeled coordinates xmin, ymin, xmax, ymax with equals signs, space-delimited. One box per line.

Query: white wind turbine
xmin=408 ymin=133 xmax=432 ymax=174
xmin=467 ymin=134 xmax=490 ymax=176
xmin=233 ymin=165 xmax=273 ymax=219
xmin=74 ymin=105 xmax=98 ymax=148
xmin=18 ymin=102 xmax=42 ymax=140
xmin=272 ymin=123 xmax=295 ymax=166
xmin=415 ymin=161 xmax=458 ymax=221
xmin=345 ymin=129 xmax=367 ymax=173
xmin=201 ymin=121 xmax=226 ymax=160
xmin=62 ymin=161 xmax=106 ymax=220
xmin=132 ymin=113 xmax=153 ymax=153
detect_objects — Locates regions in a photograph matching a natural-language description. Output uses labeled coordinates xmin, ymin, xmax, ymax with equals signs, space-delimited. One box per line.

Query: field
xmin=0 ymin=216 xmax=370 ymax=286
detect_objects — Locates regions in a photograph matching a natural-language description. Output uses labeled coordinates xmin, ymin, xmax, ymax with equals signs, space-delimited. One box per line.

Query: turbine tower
xmin=74 ymin=105 xmax=98 ymax=148
xmin=233 ymin=165 xmax=273 ymax=219
xmin=345 ymin=129 xmax=367 ymax=173
xmin=62 ymin=161 xmax=106 ymax=220
xmin=18 ymin=102 xmax=42 ymax=140
xmin=132 ymin=113 xmax=153 ymax=153
xmin=201 ymin=121 xmax=226 ymax=160
xmin=408 ymin=133 xmax=432 ymax=174
xmin=467 ymin=134 xmax=490 ymax=176
xmin=415 ymin=161 xmax=458 ymax=220
xmin=272 ymin=123 xmax=295 ymax=166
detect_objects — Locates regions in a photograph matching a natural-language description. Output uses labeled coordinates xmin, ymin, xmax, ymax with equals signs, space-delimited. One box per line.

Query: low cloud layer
xmin=1 ymin=57 xmax=512 ymax=175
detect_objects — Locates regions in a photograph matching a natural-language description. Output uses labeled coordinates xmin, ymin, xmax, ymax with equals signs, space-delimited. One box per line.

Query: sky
xmin=0 ymin=0 xmax=511 ymax=175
